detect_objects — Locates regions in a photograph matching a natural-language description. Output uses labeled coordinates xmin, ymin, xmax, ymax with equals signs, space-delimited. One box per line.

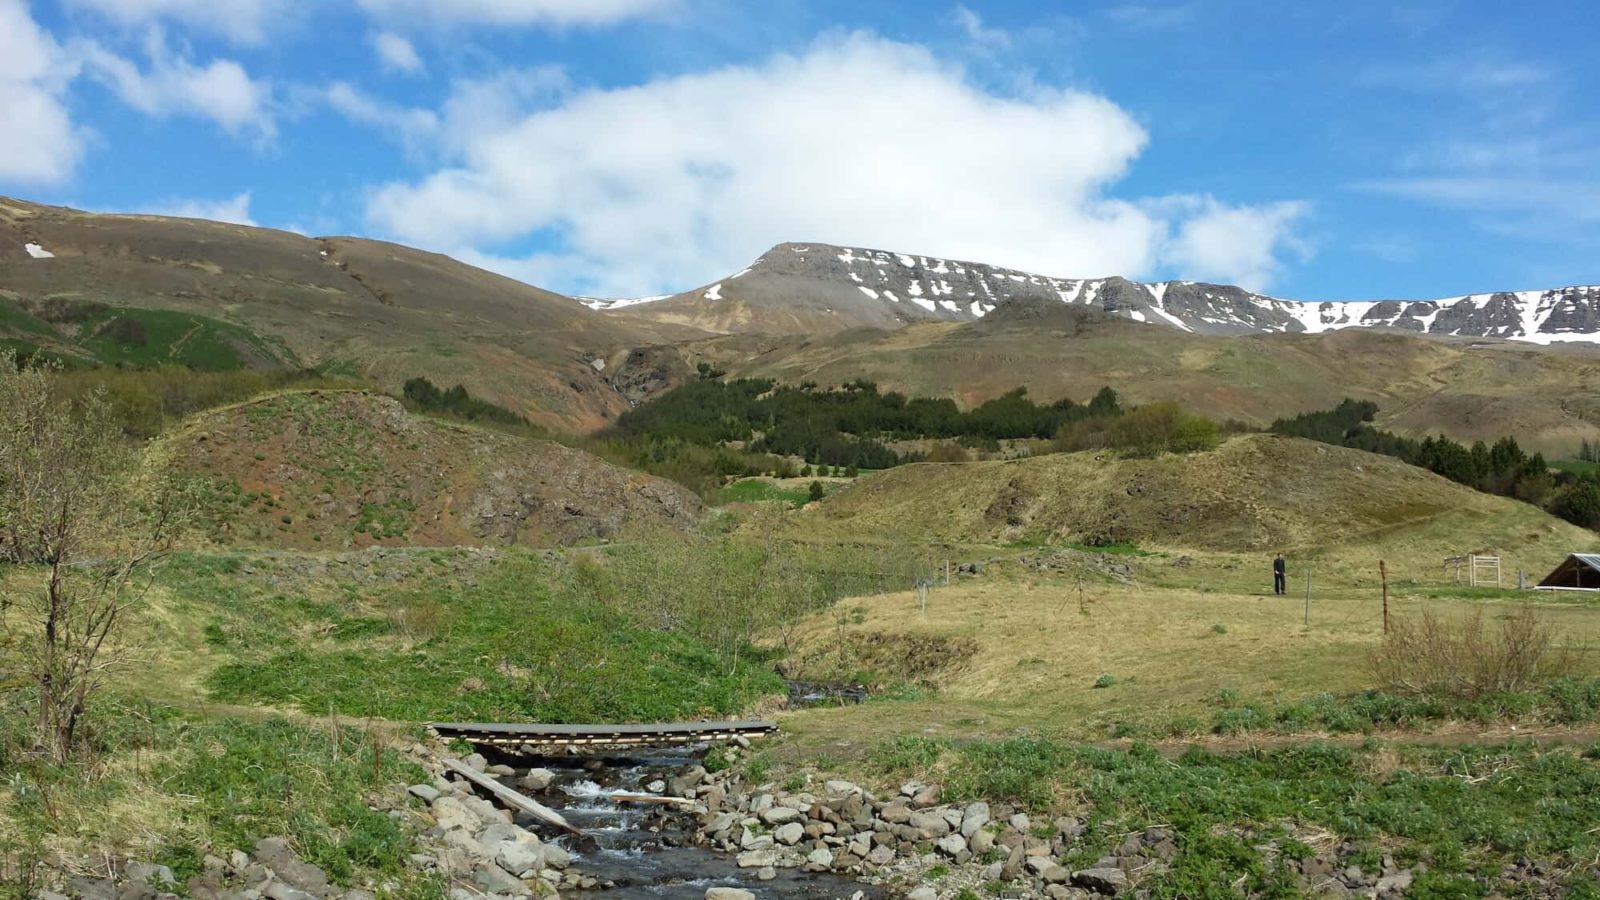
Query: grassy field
xmin=773 ymin=548 xmax=1600 ymax=752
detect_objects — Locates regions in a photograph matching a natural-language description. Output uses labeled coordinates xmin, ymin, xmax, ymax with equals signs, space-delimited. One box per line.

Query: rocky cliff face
xmin=585 ymin=242 xmax=1600 ymax=344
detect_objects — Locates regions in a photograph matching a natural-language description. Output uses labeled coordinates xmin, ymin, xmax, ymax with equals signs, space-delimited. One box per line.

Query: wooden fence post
xmin=1379 ymin=560 xmax=1389 ymax=635
xmin=1304 ymin=568 xmax=1312 ymax=626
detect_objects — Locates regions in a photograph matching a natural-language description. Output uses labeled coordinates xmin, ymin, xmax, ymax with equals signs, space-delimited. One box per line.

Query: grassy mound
xmin=167 ymin=390 xmax=702 ymax=549
xmin=807 ymin=434 xmax=1595 ymax=553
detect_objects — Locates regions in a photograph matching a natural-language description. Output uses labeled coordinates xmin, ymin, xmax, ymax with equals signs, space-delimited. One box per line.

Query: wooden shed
xmin=1534 ymin=553 xmax=1600 ymax=592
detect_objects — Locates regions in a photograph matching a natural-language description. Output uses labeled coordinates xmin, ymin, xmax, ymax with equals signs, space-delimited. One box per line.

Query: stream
xmin=489 ymin=748 xmax=887 ymax=899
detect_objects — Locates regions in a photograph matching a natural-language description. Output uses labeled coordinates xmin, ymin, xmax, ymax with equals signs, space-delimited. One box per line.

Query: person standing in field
xmin=1273 ymin=553 xmax=1287 ymax=596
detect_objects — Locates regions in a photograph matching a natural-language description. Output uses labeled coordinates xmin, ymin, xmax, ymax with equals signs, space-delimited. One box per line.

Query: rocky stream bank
xmin=28 ymin=733 xmax=1485 ymax=900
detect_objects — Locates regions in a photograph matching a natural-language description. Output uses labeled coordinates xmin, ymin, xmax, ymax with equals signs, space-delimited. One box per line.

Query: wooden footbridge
xmin=429 ymin=719 xmax=778 ymax=751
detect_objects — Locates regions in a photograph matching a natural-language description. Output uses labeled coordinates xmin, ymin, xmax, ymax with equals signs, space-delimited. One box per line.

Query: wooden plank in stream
xmin=443 ymin=758 xmax=584 ymax=838
xmin=609 ymin=793 xmax=698 ymax=807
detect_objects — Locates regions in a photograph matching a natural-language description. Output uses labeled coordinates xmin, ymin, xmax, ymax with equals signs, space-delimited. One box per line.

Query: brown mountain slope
xmin=682 ymin=306 xmax=1600 ymax=453
xmin=167 ymin=391 xmax=701 ymax=549
xmin=0 ymin=197 xmax=683 ymax=431
xmin=806 ymin=434 xmax=1595 ymax=558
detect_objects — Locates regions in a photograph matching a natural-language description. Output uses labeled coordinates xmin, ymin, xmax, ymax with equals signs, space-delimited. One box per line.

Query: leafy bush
xmin=1055 ymin=401 xmax=1220 ymax=457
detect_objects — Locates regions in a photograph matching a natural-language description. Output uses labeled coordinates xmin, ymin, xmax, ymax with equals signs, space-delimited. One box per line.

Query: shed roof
xmin=1534 ymin=553 xmax=1600 ymax=591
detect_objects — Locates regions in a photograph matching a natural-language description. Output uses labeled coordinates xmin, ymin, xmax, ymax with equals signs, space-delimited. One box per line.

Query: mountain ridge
xmin=582 ymin=241 xmax=1600 ymax=343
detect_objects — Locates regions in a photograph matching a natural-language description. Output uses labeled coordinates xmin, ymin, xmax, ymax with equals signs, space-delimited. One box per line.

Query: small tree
xmin=0 ymin=352 xmax=186 ymax=761
xmin=808 ymin=480 xmax=825 ymax=503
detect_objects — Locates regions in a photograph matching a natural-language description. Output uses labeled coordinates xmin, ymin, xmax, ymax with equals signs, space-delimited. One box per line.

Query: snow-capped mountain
xmin=580 ymin=243 xmax=1600 ymax=344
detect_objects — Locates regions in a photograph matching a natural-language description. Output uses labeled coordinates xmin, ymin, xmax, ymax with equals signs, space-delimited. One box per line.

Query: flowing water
xmin=491 ymin=748 xmax=886 ymax=899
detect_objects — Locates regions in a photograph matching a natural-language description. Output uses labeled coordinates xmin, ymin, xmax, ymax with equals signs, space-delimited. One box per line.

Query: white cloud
xmin=953 ymin=6 xmax=1010 ymax=48
xmin=363 ymin=27 xmax=1160 ymax=291
xmin=366 ymin=33 xmax=1305 ymax=297
xmin=354 ymin=0 xmax=674 ymax=28
xmin=76 ymin=29 xmax=274 ymax=140
xmin=62 ymin=0 xmax=286 ymax=43
xmin=141 ymin=191 xmax=257 ymax=225
xmin=1359 ymin=59 xmax=1552 ymax=94
xmin=0 ymin=0 xmax=86 ymax=186
xmin=322 ymin=81 xmax=439 ymax=150
xmin=1357 ymin=53 xmax=1595 ymax=243
xmin=372 ymin=31 xmax=422 ymax=74
xmin=1158 ymin=197 xmax=1311 ymax=292
xmin=1104 ymin=3 xmax=1196 ymax=31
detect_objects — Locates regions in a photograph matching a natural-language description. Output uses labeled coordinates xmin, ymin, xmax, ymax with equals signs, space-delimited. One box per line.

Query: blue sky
xmin=2 ymin=0 xmax=1596 ymax=300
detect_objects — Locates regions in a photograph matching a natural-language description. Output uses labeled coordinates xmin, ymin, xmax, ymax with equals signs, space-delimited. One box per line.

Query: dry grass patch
xmin=776 ymin=563 xmax=1600 ymax=753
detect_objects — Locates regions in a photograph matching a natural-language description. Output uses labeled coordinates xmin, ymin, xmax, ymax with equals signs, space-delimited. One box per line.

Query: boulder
xmin=541 ymin=845 xmax=571 ymax=870
xmin=263 ymin=886 xmax=317 ymax=900
xmin=440 ymin=827 xmax=491 ymax=861
xmin=518 ymin=769 xmax=556 ymax=792
xmin=807 ymin=848 xmax=835 ymax=868
xmin=472 ymin=863 xmax=531 ymax=897
xmin=670 ymin=766 xmax=707 ymax=797
xmin=480 ymin=823 xmax=537 ymax=847
xmin=970 ymin=829 xmax=996 ymax=856
xmin=495 ymin=840 xmax=545 ymax=877
xmin=760 ymin=806 xmax=802 ymax=825
xmin=431 ymin=796 xmax=481 ymax=833
xmin=1026 ymin=856 xmax=1059 ymax=877
xmin=880 ymin=803 xmax=912 ymax=824
xmin=824 ymin=780 xmax=864 ymax=796
xmin=407 ymin=784 xmax=441 ymax=804
xmin=960 ymin=802 xmax=991 ymax=838
xmin=1376 ymin=871 xmax=1415 ymax=893
xmin=936 ymin=834 xmax=968 ymax=857
xmin=252 ymin=838 xmax=330 ymax=895
xmin=125 ymin=863 xmax=177 ymax=889
xmin=1073 ymin=867 xmax=1132 ymax=895
xmin=774 ymin=822 xmax=805 ymax=845
xmin=907 ymin=889 xmax=938 ymax=900
xmin=909 ymin=810 xmax=952 ymax=838
xmin=459 ymin=795 xmax=511 ymax=828
xmin=736 ymin=850 xmax=777 ymax=868
xmin=705 ymin=890 xmax=756 ymax=900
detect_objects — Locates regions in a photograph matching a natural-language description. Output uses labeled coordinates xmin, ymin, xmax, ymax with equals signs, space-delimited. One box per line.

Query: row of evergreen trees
xmin=1271 ymin=399 xmax=1600 ymax=530
xmin=400 ymin=377 xmax=533 ymax=429
xmin=611 ymin=379 xmax=1126 ymax=470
